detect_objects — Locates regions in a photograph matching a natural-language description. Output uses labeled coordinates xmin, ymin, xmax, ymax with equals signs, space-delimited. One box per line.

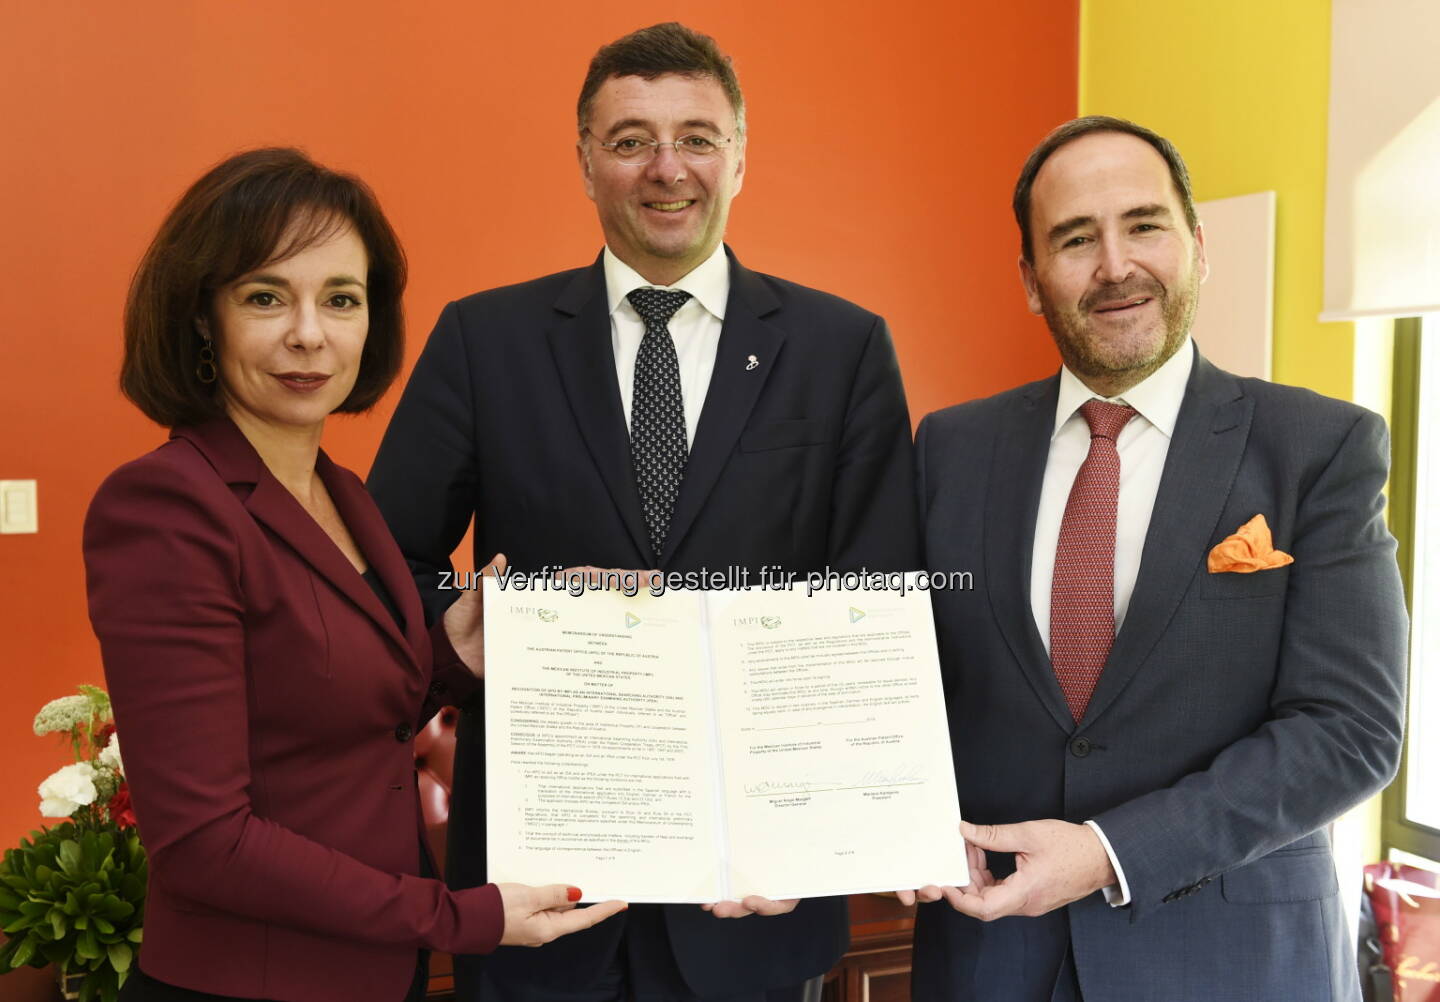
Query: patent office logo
xmin=849 ymin=607 xmax=866 ymax=624
xmin=537 ymin=609 xmax=559 ymax=623
xmin=731 ymin=616 xmax=782 ymax=630
xmin=625 ymin=612 xmax=642 ymax=629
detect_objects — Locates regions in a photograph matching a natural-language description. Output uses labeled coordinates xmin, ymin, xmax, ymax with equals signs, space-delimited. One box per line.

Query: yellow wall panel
xmin=1080 ymin=0 xmax=1350 ymax=398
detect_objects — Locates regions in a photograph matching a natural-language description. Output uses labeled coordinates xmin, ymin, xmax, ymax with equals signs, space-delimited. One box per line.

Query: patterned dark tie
xmin=1050 ymin=399 xmax=1137 ymax=722
xmin=627 ymin=288 xmax=693 ymax=560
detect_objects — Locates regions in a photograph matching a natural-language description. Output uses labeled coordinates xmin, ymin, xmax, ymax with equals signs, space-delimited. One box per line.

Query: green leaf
xmin=76 ymin=927 xmax=99 ymax=960
xmin=50 ymin=906 xmax=68 ymax=940
xmin=8 ymin=935 xmax=36 ymax=968
xmin=0 ymin=889 xmax=21 ymax=910
xmin=58 ymin=840 xmax=81 ymax=877
xmin=126 ymin=926 xmax=142 ymax=943
xmin=93 ymin=915 xmax=115 ymax=935
xmin=80 ymin=832 xmax=98 ymax=870
xmin=106 ymin=941 xmax=132 ymax=973
xmin=2 ymin=914 xmax=35 ymax=935
xmin=78 ymin=684 xmax=111 ymax=720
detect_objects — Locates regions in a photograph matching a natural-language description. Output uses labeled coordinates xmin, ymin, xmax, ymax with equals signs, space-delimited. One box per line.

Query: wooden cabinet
xmin=821 ymin=894 xmax=917 ymax=1002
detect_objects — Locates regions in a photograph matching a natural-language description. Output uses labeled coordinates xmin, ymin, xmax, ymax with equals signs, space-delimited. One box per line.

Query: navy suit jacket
xmin=368 ymin=249 xmax=919 ymax=996
xmin=84 ymin=419 xmax=501 ymax=1002
xmin=911 ymin=351 xmax=1407 ymax=1002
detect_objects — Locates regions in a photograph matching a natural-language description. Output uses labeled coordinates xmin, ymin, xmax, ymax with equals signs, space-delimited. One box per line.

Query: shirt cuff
xmin=1084 ymin=820 xmax=1131 ymax=907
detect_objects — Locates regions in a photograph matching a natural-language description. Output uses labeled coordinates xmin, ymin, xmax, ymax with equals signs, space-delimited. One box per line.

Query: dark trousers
xmin=468 ymin=905 xmax=812 ymax=1002
xmin=478 ymin=969 xmax=810 ymax=1002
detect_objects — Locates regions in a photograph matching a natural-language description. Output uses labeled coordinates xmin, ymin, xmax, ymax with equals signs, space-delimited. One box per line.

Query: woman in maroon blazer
xmin=83 ymin=149 xmax=624 ymax=1002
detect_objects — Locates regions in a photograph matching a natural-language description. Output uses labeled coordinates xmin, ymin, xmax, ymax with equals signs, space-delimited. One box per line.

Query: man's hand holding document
xmin=483 ymin=570 xmax=969 ymax=903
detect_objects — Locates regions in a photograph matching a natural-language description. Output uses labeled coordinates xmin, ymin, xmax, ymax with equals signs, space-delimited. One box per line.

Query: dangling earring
xmin=196 ymin=333 xmax=217 ymax=384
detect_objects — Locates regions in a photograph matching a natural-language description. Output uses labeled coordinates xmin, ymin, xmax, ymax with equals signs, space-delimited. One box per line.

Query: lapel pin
xmin=746 ymin=354 xmax=759 ymax=371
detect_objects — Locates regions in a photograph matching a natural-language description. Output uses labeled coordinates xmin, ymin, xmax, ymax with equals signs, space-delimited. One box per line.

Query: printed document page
xmin=484 ymin=581 xmax=726 ymax=901
xmin=706 ymin=579 xmax=967 ymax=898
xmin=484 ymin=573 xmax=966 ymax=901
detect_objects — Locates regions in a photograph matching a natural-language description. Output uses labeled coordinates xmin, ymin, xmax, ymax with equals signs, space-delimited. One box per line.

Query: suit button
xmin=394 ymin=724 xmax=414 ymax=742
xmin=1069 ymin=737 xmax=1092 ymax=758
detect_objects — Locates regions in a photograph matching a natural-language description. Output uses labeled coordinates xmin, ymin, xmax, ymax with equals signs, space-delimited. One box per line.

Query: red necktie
xmin=1050 ymin=399 xmax=1137 ymax=722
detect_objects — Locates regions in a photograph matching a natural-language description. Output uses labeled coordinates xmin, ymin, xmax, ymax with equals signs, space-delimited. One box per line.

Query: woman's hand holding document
xmin=483 ymin=570 xmax=969 ymax=903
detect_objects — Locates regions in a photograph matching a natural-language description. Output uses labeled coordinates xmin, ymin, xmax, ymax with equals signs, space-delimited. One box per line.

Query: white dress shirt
xmin=1028 ymin=338 xmax=1195 ymax=906
xmin=604 ymin=244 xmax=729 ymax=450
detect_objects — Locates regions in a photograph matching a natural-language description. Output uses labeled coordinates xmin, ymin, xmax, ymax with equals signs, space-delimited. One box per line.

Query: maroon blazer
xmin=83 ymin=419 xmax=503 ymax=1002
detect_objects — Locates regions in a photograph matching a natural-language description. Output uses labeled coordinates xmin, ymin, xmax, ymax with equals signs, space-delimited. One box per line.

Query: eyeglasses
xmin=586 ymin=129 xmax=736 ymax=166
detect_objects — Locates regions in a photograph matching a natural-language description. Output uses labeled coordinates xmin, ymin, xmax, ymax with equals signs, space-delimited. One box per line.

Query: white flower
xmin=98 ymin=735 xmax=124 ymax=778
xmin=38 ymin=762 xmax=99 ymax=818
xmin=32 ymin=695 xmax=93 ymax=736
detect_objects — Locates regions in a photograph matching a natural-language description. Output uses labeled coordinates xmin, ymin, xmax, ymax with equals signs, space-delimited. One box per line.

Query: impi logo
xmin=731 ymin=616 xmax=782 ymax=629
xmin=849 ymin=607 xmax=866 ymax=624
xmin=625 ymin=612 xmax=642 ymax=629
xmin=537 ymin=609 xmax=559 ymax=623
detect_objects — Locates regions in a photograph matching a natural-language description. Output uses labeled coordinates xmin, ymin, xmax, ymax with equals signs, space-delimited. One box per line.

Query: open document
xmin=483 ymin=572 xmax=967 ymax=902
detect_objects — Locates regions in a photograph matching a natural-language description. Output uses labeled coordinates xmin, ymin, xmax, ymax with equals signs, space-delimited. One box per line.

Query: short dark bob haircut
xmin=122 ymin=147 xmax=407 ymax=428
xmin=1012 ymin=115 xmax=1198 ymax=263
xmin=577 ymin=22 xmax=745 ymax=136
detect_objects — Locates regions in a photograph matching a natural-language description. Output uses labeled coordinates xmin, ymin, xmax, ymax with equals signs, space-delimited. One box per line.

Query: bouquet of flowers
xmin=0 ymin=685 xmax=146 ymax=1002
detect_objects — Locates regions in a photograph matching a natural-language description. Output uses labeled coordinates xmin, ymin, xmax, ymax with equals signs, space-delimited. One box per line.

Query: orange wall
xmin=0 ymin=1 xmax=1075 ymax=844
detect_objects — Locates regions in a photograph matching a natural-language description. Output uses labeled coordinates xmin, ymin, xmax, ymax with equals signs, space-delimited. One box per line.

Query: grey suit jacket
xmin=911 ymin=349 xmax=1407 ymax=1002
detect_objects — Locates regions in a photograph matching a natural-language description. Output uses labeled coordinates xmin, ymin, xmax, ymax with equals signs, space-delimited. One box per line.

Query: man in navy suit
xmin=369 ymin=22 xmax=917 ymax=1002
xmin=911 ymin=117 xmax=1407 ymax=1001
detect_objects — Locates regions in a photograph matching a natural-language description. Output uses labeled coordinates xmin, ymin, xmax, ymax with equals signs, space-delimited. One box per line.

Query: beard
xmin=1040 ymin=263 xmax=1200 ymax=389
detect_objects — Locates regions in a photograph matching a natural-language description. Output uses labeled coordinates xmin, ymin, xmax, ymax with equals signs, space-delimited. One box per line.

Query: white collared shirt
xmin=604 ymin=244 xmax=729 ymax=449
xmin=1030 ymin=338 xmax=1195 ymax=645
xmin=1028 ymin=338 xmax=1195 ymax=907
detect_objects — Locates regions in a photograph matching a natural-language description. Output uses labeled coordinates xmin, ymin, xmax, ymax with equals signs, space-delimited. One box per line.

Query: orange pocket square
xmin=1207 ymin=514 xmax=1294 ymax=573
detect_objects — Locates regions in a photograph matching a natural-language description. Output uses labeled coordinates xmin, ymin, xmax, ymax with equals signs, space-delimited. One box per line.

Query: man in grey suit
xmin=909 ymin=116 xmax=1408 ymax=1001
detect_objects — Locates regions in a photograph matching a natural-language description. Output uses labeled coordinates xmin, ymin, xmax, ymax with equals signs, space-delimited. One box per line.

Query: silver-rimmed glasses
xmin=586 ymin=129 xmax=736 ymax=166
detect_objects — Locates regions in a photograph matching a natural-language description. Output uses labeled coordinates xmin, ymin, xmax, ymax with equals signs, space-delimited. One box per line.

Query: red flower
xmin=107 ymin=784 xmax=136 ymax=829
xmin=94 ymin=722 xmax=116 ymax=748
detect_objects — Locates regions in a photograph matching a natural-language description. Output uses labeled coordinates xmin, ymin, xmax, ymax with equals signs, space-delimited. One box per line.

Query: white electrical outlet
xmin=0 ymin=480 xmax=38 ymax=534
